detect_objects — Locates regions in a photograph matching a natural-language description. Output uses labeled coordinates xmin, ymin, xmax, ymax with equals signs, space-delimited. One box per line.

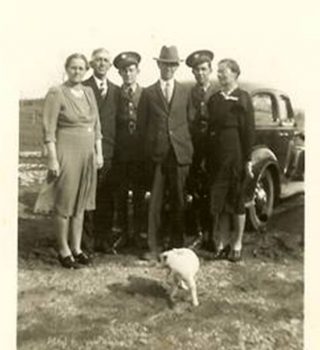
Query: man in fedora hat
xmin=112 ymin=51 xmax=146 ymax=248
xmin=138 ymin=45 xmax=194 ymax=260
xmin=185 ymin=50 xmax=216 ymax=250
xmin=82 ymin=48 xmax=121 ymax=253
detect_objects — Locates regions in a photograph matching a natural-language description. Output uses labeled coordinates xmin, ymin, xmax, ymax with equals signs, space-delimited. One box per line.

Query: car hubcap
xmin=254 ymin=181 xmax=268 ymax=216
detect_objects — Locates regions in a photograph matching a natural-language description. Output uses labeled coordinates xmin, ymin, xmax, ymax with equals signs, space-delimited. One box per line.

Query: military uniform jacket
xmin=82 ymin=76 xmax=120 ymax=162
xmin=114 ymin=85 xmax=143 ymax=162
xmin=137 ymin=81 xmax=193 ymax=165
xmin=187 ymin=83 xmax=216 ymax=159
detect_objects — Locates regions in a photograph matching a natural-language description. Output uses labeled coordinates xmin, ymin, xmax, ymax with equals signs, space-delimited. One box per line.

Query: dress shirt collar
xmin=159 ymin=78 xmax=175 ymax=91
xmin=123 ymin=83 xmax=138 ymax=93
xmin=198 ymin=82 xmax=211 ymax=92
xmin=93 ymin=75 xmax=108 ymax=88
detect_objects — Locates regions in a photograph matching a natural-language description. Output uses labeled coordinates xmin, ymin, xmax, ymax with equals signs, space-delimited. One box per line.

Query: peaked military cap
xmin=113 ymin=51 xmax=141 ymax=69
xmin=186 ymin=50 xmax=214 ymax=68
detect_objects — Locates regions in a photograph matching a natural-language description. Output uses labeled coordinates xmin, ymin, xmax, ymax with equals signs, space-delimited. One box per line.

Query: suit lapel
xmin=101 ymin=80 xmax=116 ymax=108
xmin=87 ymin=76 xmax=100 ymax=101
xmin=133 ymin=85 xmax=143 ymax=107
xmin=155 ymin=81 xmax=169 ymax=113
xmin=206 ymin=83 xmax=215 ymax=100
xmin=87 ymin=76 xmax=114 ymax=109
xmin=170 ymin=81 xmax=182 ymax=113
xmin=87 ymin=75 xmax=106 ymax=108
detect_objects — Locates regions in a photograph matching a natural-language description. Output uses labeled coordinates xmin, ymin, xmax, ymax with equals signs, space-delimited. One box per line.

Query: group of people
xmin=35 ymin=45 xmax=255 ymax=269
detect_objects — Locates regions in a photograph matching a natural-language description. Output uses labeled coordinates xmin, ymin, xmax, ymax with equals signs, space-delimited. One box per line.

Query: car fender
xmin=245 ymin=146 xmax=281 ymax=207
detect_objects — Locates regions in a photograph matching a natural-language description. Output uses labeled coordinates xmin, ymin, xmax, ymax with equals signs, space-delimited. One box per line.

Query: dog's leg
xmin=169 ymin=274 xmax=180 ymax=302
xmin=179 ymin=279 xmax=189 ymax=290
xmin=169 ymin=284 xmax=179 ymax=301
xmin=185 ymin=277 xmax=199 ymax=307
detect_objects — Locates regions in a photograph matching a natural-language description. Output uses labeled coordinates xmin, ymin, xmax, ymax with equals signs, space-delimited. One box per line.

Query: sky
xmin=10 ymin=0 xmax=316 ymax=110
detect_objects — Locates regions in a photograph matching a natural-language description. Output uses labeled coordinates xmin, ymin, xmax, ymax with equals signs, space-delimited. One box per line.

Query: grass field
xmin=18 ymin=182 xmax=304 ymax=350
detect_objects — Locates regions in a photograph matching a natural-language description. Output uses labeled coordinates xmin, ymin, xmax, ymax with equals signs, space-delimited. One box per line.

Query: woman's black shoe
xmin=229 ymin=249 xmax=242 ymax=262
xmin=73 ymin=251 xmax=92 ymax=265
xmin=213 ymin=244 xmax=231 ymax=260
xmin=58 ymin=255 xmax=81 ymax=269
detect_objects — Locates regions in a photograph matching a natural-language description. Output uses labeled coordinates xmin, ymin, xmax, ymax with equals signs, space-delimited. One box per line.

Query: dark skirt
xmin=208 ymin=129 xmax=246 ymax=215
xmin=209 ymin=163 xmax=246 ymax=215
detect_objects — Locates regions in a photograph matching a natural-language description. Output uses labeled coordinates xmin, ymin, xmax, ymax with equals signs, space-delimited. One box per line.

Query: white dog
xmin=159 ymin=248 xmax=200 ymax=307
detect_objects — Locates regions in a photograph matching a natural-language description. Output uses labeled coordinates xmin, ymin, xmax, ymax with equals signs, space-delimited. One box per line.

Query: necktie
xmin=100 ymin=81 xmax=106 ymax=98
xmin=127 ymin=86 xmax=133 ymax=99
xmin=200 ymin=86 xmax=206 ymax=99
xmin=164 ymin=82 xmax=171 ymax=103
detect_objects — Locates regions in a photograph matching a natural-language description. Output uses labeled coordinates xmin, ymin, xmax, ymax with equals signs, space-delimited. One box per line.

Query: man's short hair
xmin=91 ymin=48 xmax=111 ymax=62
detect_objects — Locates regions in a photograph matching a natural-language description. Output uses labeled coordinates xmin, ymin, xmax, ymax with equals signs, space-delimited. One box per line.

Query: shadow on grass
xmin=18 ymin=216 xmax=57 ymax=268
xmin=18 ymin=184 xmax=57 ymax=266
xmin=19 ymin=187 xmax=39 ymax=211
xmin=108 ymin=275 xmax=170 ymax=305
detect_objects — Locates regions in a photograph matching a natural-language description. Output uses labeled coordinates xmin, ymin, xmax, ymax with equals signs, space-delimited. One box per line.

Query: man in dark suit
xmin=112 ymin=51 xmax=146 ymax=248
xmin=82 ymin=48 xmax=120 ymax=252
xmin=185 ymin=50 xmax=216 ymax=249
xmin=138 ymin=45 xmax=194 ymax=260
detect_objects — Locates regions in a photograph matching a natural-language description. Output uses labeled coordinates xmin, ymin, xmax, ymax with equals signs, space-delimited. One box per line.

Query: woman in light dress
xmin=35 ymin=53 xmax=103 ymax=268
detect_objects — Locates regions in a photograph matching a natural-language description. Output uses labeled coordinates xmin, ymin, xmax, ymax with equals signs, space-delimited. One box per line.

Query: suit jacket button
xmin=88 ymin=127 xmax=92 ymax=132
xmin=169 ymin=130 xmax=173 ymax=136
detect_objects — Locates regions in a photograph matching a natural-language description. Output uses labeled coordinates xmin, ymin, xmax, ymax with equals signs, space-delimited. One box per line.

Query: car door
xmin=251 ymin=91 xmax=295 ymax=175
xmin=276 ymin=94 xmax=296 ymax=174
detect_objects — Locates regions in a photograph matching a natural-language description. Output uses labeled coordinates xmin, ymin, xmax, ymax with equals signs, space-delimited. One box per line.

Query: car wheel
xmin=248 ymin=167 xmax=275 ymax=230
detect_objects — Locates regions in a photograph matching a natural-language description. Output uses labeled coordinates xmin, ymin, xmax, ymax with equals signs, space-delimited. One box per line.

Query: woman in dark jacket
xmin=207 ymin=58 xmax=255 ymax=262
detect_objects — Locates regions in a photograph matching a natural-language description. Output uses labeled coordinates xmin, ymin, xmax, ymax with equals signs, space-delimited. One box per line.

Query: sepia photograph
xmin=2 ymin=0 xmax=319 ymax=349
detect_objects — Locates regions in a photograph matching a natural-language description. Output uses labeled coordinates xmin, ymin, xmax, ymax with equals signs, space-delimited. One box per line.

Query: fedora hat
xmin=154 ymin=45 xmax=183 ymax=63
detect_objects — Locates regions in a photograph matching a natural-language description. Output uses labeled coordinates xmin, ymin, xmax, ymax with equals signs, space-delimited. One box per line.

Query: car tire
xmin=248 ymin=167 xmax=275 ymax=230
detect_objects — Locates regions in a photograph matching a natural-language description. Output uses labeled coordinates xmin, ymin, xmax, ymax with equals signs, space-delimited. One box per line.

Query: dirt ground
xmin=17 ymin=181 xmax=304 ymax=350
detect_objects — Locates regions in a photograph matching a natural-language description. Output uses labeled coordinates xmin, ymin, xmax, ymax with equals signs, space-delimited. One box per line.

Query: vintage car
xmin=244 ymin=85 xmax=304 ymax=229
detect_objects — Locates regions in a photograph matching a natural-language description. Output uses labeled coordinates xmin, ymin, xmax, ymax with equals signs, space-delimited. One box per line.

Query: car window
xmin=279 ymin=95 xmax=294 ymax=125
xmin=252 ymin=93 xmax=277 ymax=126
